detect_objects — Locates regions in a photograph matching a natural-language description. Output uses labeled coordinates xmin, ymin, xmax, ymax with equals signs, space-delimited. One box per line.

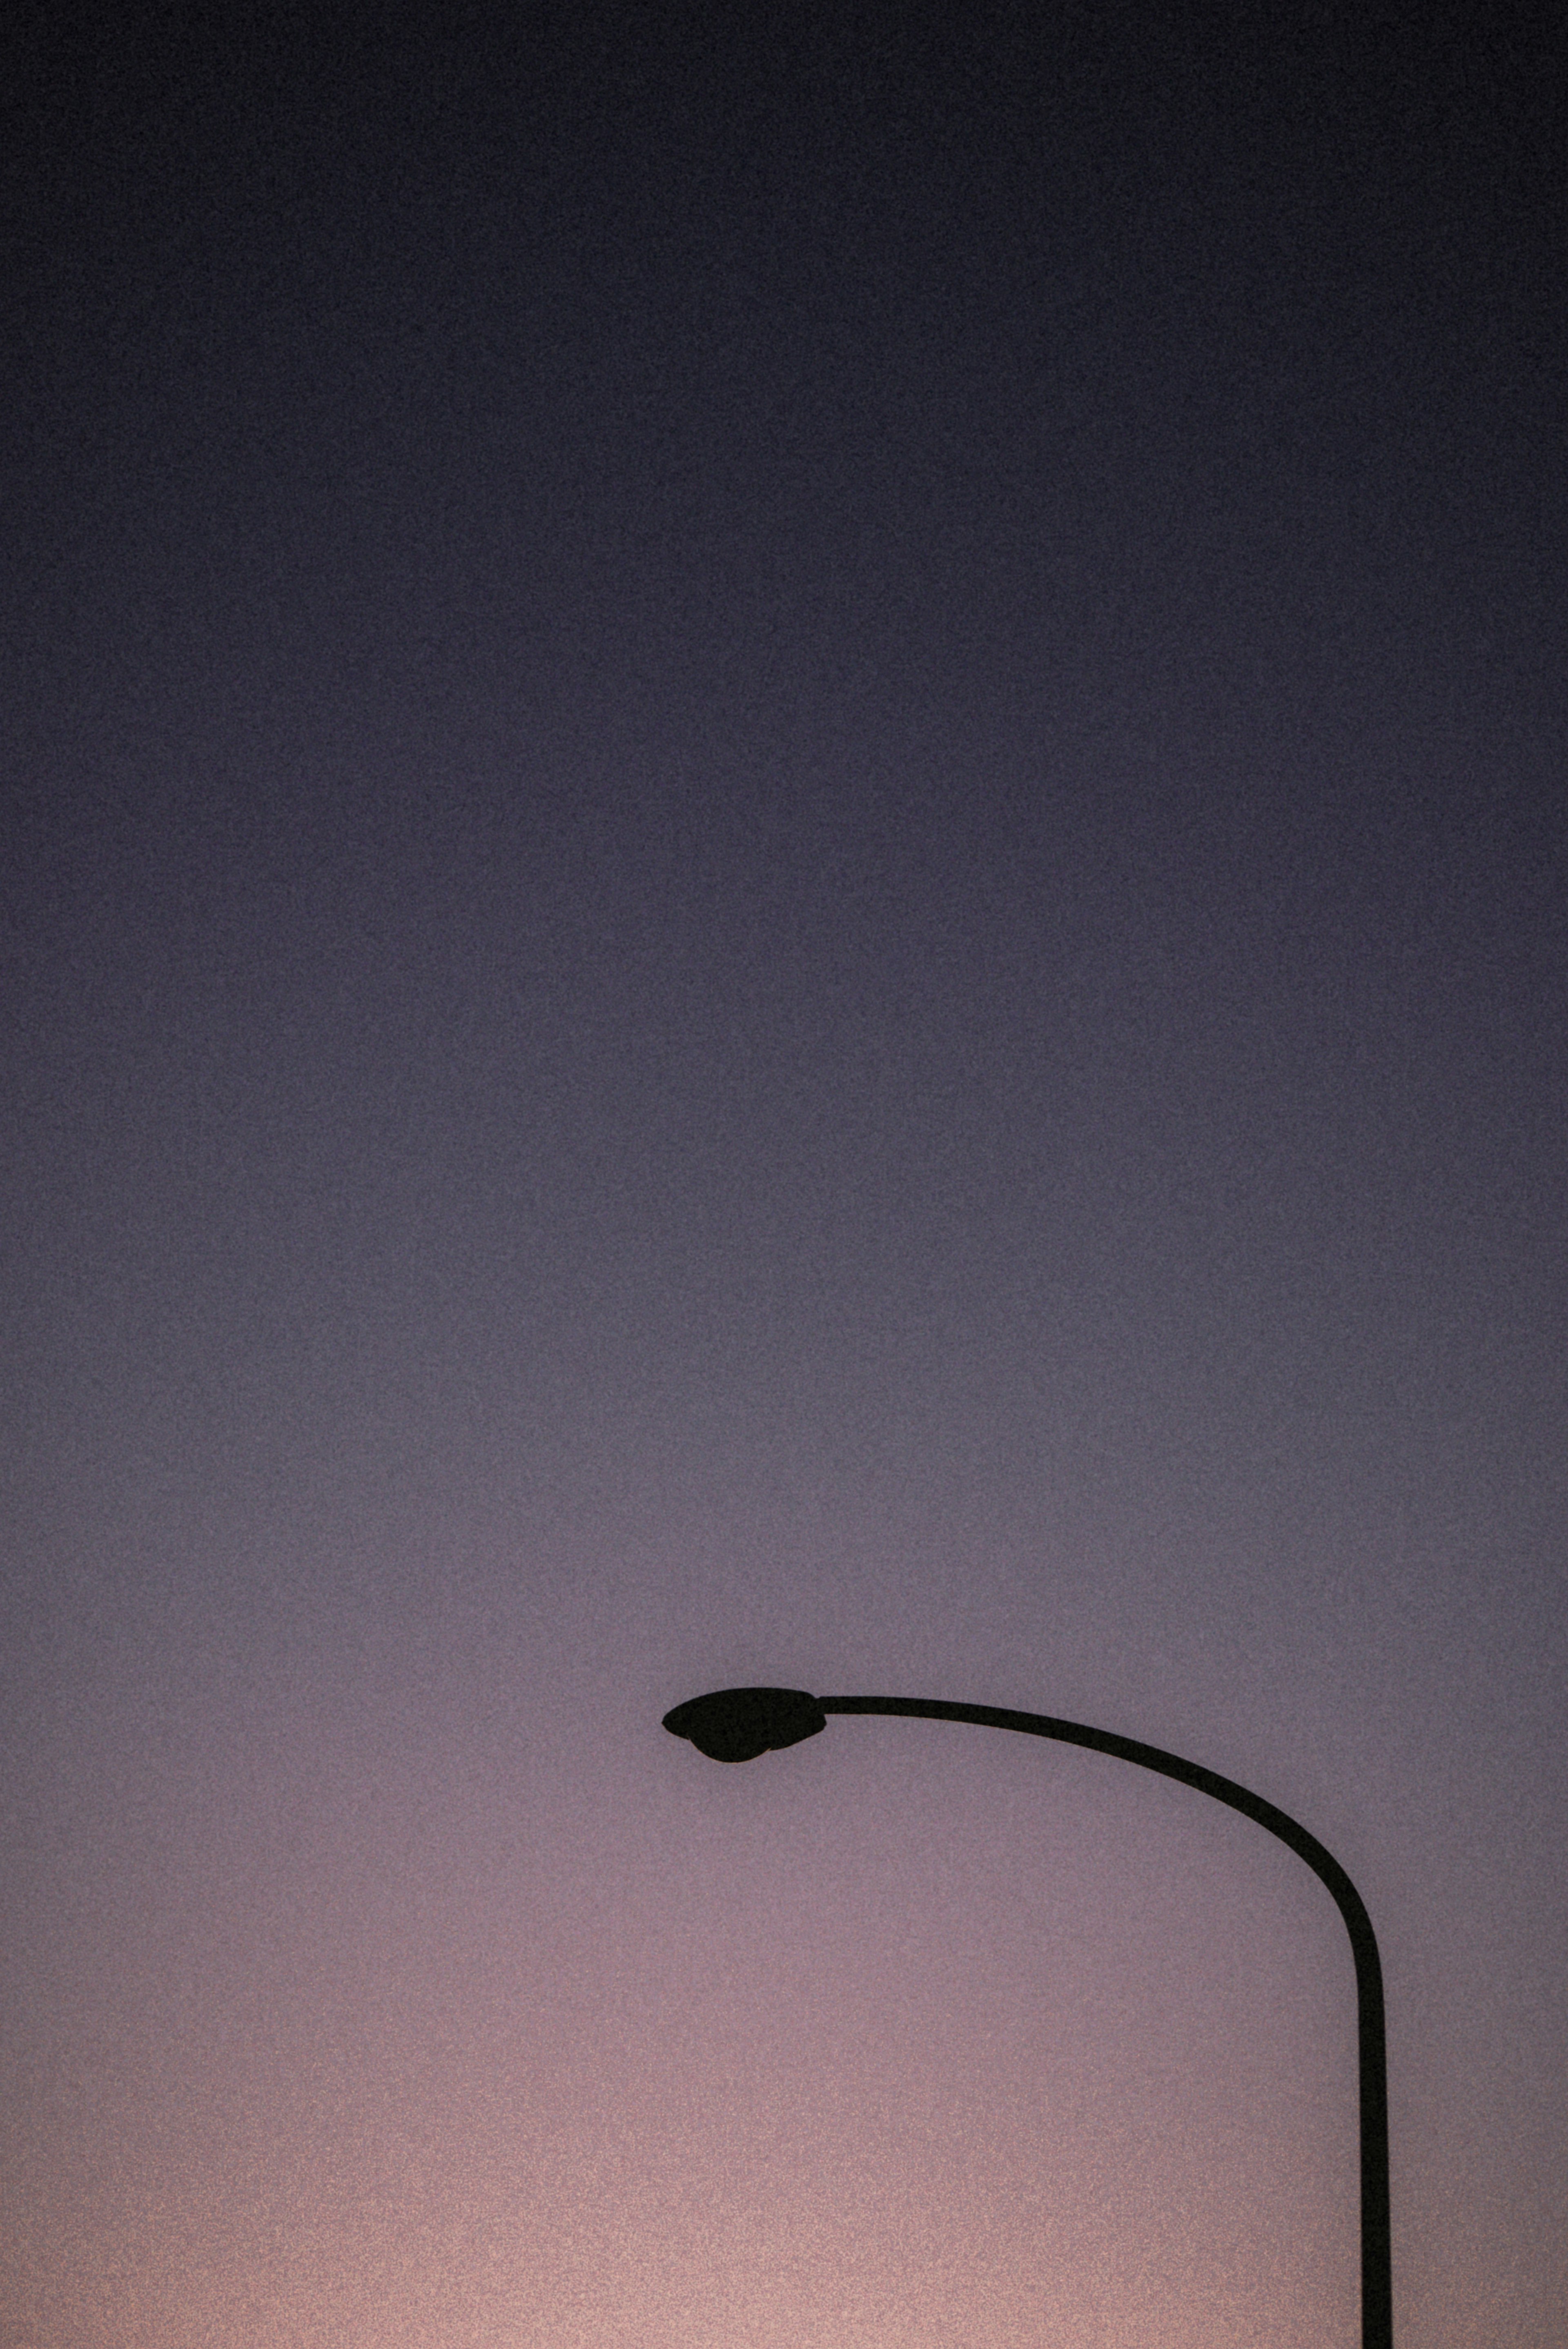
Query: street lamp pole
xmin=663 ymin=1685 xmax=1392 ymax=2349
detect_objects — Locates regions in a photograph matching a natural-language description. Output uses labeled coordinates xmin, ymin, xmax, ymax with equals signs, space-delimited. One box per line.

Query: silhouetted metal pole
xmin=664 ymin=1685 xmax=1392 ymax=2349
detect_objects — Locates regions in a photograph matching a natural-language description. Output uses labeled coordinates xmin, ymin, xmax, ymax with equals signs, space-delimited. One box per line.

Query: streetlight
xmin=664 ymin=1685 xmax=1392 ymax=2349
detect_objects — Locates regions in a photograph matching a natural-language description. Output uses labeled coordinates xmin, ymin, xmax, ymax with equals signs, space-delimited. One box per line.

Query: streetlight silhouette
xmin=664 ymin=1685 xmax=1392 ymax=2349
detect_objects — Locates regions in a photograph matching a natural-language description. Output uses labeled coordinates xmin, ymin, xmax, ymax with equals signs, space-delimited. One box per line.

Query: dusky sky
xmin=3 ymin=4 xmax=1564 ymax=2345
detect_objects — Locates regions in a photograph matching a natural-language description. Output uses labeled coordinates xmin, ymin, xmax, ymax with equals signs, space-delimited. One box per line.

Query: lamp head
xmin=663 ymin=1686 xmax=827 ymax=1763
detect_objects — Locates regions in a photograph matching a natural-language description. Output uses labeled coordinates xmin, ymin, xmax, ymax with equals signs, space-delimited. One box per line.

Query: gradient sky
xmin=3 ymin=6 xmax=1565 ymax=2345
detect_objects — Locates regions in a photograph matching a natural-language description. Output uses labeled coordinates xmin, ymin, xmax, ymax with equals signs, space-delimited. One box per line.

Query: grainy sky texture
xmin=3 ymin=4 xmax=1565 ymax=2345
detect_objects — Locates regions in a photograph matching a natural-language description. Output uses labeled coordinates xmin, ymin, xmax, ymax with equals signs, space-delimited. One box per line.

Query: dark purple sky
xmin=4 ymin=6 xmax=1564 ymax=2344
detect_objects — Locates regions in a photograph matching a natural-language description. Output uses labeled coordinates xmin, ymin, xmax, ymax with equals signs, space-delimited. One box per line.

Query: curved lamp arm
xmin=664 ymin=1685 xmax=1391 ymax=2349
